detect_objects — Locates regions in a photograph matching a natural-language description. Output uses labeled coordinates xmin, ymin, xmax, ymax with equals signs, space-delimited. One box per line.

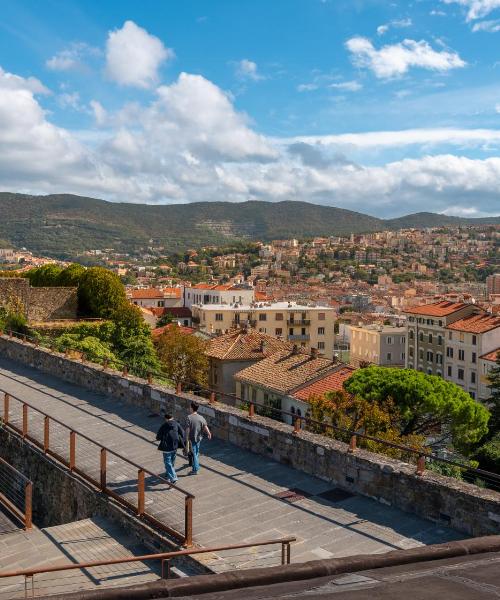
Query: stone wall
xmin=0 ymin=278 xmax=77 ymax=321
xmin=1 ymin=334 xmax=499 ymax=537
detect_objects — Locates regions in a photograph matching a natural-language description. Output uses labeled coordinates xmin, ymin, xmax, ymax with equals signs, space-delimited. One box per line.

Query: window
xmin=259 ymin=313 xmax=267 ymax=321
xmin=458 ymin=349 xmax=465 ymax=361
xmin=439 ymin=321 xmax=443 ymax=327
xmin=426 ymin=351 xmax=433 ymax=362
xmin=318 ymin=341 xmax=325 ymax=350
xmin=472 ymin=352 xmax=477 ymax=364
xmin=401 ymin=336 xmax=406 ymax=344
xmin=252 ymin=389 xmax=257 ymax=402
xmin=387 ymin=353 xmax=392 ymax=361
xmin=157 ymin=300 xmax=164 ymax=307
xmin=428 ymin=334 xmax=433 ymax=343
xmin=318 ymin=313 xmax=325 ymax=321
xmin=289 ymin=328 xmax=294 ymax=336
xmin=446 ymin=347 xmax=454 ymax=358
xmin=460 ymin=333 xmax=465 ymax=343
xmin=275 ymin=313 xmax=284 ymax=321
xmin=438 ymin=335 xmax=443 ymax=345
xmin=318 ymin=327 xmax=325 ymax=335
xmin=470 ymin=391 xmax=476 ymax=399
xmin=427 ymin=368 xmax=433 ymax=375
xmin=419 ymin=349 xmax=424 ymax=360
xmin=419 ymin=332 xmax=424 ymax=342
xmin=409 ymin=330 xmax=414 ymax=340
xmin=448 ymin=331 xmax=452 ymax=340
xmin=215 ymin=313 xmax=223 ymax=321
xmin=471 ymin=371 xmax=476 ymax=384
xmin=447 ymin=366 xmax=452 ymax=377
xmin=301 ymin=327 xmax=306 ymax=335
xmin=436 ymin=354 xmax=443 ymax=364
xmin=275 ymin=328 xmax=282 ymax=336
xmin=387 ymin=336 xmax=393 ymax=345
xmin=458 ymin=368 xmax=464 ymax=381
xmin=472 ymin=335 xmax=477 ymax=346
xmin=402 ymin=352 xmax=406 ymax=361
xmin=409 ymin=347 xmax=414 ymax=358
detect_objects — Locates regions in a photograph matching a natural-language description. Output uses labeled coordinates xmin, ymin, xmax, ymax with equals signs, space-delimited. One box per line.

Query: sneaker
xmin=188 ymin=470 xmax=198 ymax=476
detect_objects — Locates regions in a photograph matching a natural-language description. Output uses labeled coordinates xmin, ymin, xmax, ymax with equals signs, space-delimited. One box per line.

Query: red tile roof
xmin=152 ymin=323 xmax=195 ymax=338
xmin=404 ymin=301 xmax=471 ymax=317
xmin=481 ymin=348 xmax=500 ymax=362
xmin=129 ymin=287 xmax=181 ymax=299
xmin=446 ymin=314 xmax=500 ymax=334
xmin=292 ymin=366 xmax=356 ymax=402
xmin=206 ymin=330 xmax=292 ymax=361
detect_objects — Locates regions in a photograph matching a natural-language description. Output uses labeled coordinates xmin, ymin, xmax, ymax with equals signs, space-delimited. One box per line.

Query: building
xmin=479 ymin=348 xmax=499 ymax=401
xmin=349 ymin=324 xmax=406 ymax=368
xmin=445 ymin=314 xmax=500 ymax=400
xmin=405 ymin=301 xmax=479 ymax=376
xmin=487 ymin=274 xmax=500 ymax=297
xmin=183 ymin=283 xmax=254 ymax=311
xmin=128 ymin=287 xmax=182 ymax=309
xmin=205 ymin=330 xmax=293 ymax=399
xmin=234 ymin=347 xmax=353 ymax=424
xmin=192 ymin=301 xmax=335 ymax=359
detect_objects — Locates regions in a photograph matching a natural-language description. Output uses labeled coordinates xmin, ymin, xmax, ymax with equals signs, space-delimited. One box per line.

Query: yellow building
xmin=192 ymin=301 xmax=335 ymax=359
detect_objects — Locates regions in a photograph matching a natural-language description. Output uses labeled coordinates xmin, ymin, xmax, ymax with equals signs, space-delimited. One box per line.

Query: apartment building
xmin=479 ymin=349 xmax=500 ymax=401
xmin=128 ymin=287 xmax=182 ymax=308
xmin=192 ymin=301 xmax=335 ymax=359
xmin=183 ymin=283 xmax=254 ymax=310
xmin=487 ymin=274 xmax=500 ymax=297
xmin=444 ymin=314 xmax=500 ymax=400
xmin=349 ymin=324 xmax=406 ymax=368
xmin=405 ymin=301 xmax=479 ymax=375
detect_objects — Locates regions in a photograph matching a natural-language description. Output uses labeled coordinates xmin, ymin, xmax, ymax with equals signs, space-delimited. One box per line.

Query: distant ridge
xmin=0 ymin=192 xmax=498 ymax=258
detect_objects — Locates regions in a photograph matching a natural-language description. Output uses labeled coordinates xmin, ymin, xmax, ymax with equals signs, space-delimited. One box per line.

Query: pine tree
xmin=488 ymin=351 xmax=500 ymax=434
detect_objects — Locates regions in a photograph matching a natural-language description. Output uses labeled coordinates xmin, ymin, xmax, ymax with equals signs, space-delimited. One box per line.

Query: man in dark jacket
xmin=156 ymin=413 xmax=185 ymax=484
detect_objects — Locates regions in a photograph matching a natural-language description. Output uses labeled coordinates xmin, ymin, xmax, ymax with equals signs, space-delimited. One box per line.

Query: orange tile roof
xmin=404 ymin=301 xmax=470 ymax=317
xmin=206 ymin=330 xmax=293 ymax=361
xmin=480 ymin=348 xmax=500 ymax=362
xmin=130 ymin=288 xmax=165 ymax=299
xmin=292 ymin=366 xmax=356 ymax=402
xmin=152 ymin=323 xmax=195 ymax=338
xmin=446 ymin=314 xmax=500 ymax=334
xmin=193 ymin=283 xmax=215 ymax=289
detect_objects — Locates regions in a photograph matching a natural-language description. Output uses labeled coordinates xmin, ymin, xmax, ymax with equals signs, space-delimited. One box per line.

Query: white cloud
xmin=442 ymin=0 xmax=500 ymax=20
xmin=57 ymin=92 xmax=82 ymax=110
xmin=430 ymin=9 xmax=447 ymax=15
xmin=329 ymin=80 xmax=363 ymax=91
xmin=377 ymin=18 xmax=412 ymax=35
xmin=90 ymin=100 xmax=107 ymax=125
xmin=297 ymin=83 xmax=319 ymax=92
xmin=495 ymin=103 xmax=500 ymax=112
xmin=235 ymin=59 xmax=265 ymax=81
xmin=0 ymin=67 xmax=48 ymax=95
xmin=105 ymin=21 xmax=173 ymax=88
xmin=46 ymin=42 xmax=100 ymax=72
xmin=346 ymin=36 xmax=466 ymax=78
xmin=471 ymin=18 xmax=500 ymax=29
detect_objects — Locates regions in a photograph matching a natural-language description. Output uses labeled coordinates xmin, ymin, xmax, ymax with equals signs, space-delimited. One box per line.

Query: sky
xmin=1 ymin=0 xmax=500 ymax=217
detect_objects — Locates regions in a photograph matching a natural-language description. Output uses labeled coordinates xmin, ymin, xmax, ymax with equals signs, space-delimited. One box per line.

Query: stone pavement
xmin=0 ymin=357 xmax=465 ymax=573
xmin=0 ymin=516 xmax=160 ymax=599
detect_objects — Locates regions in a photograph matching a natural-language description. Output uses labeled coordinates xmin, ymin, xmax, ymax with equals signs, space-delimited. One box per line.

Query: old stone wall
xmin=0 ymin=334 xmax=499 ymax=537
xmin=0 ymin=278 xmax=77 ymax=321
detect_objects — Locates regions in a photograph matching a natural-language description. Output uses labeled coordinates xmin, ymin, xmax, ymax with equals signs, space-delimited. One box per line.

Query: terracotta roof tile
xmin=480 ymin=348 xmax=500 ymax=362
xmin=129 ymin=287 xmax=181 ymax=299
xmin=404 ymin=301 xmax=471 ymax=317
xmin=292 ymin=366 xmax=357 ymax=402
xmin=153 ymin=323 xmax=195 ymax=338
xmin=234 ymin=350 xmax=337 ymax=394
xmin=446 ymin=314 xmax=500 ymax=334
xmin=206 ymin=330 xmax=293 ymax=361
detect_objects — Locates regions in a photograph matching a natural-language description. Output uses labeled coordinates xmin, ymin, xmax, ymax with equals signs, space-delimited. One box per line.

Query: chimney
xmin=291 ymin=344 xmax=299 ymax=355
xmin=310 ymin=347 xmax=318 ymax=359
xmin=259 ymin=340 xmax=267 ymax=354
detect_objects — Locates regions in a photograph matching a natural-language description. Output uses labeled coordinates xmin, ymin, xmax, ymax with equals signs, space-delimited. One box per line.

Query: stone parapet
xmin=0 ymin=334 xmax=499 ymax=537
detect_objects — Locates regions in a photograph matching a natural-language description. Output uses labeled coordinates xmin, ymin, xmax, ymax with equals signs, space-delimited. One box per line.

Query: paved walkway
xmin=0 ymin=358 xmax=465 ymax=572
xmin=0 ymin=517 xmax=159 ymax=598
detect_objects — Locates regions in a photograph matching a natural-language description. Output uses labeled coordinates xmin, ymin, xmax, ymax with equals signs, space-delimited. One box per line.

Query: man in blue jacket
xmin=156 ymin=413 xmax=186 ymax=484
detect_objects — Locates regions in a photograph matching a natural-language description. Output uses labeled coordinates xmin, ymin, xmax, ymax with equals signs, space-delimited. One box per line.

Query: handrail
xmin=2 ymin=330 xmax=500 ymax=490
xmin=1 ymin=387 xmax=194 ymax=545
xmin=0 ymin=536 xmax=296 ymax=579
xmin=0 ymin=457 xmax=32 ymax=530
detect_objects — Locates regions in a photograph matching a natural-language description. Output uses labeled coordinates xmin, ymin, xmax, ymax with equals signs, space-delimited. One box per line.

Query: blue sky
xmin=1 ymin=0 xmax=500 ymax=217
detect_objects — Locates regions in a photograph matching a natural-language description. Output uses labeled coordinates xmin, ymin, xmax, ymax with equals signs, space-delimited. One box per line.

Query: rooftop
xmin=446 ymin=313 xmax=500 ymax=334
xmin=206 ymin=330 xmax=293 ymax=361
xmin=404 ymin=301 xmax=472 ymax=317
xmin=195 ymin=301 xmax=333 ymax=312
xmin=129 ymin=287 xmax=181 ymax=299
xmin=481 ymin=348 xmax=500 ymax=362
xmin=292 ymin=365 xmax=356 ymax=402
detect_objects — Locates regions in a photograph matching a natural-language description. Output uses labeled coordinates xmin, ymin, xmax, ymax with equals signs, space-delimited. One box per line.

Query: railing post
xmin=161 ymin=559 xmax=171 ymax=579
xmin=147 ymin=372 xmax=153 ymax=385
xmin=122 ymin=365 xmax=129 ymax=377
xmin=281 ymin=542 xmax=286 ymax=565
xmin=209 ymin=391 xmax=216 ymax=405
xmin=293 ymin=417 xmax=300 ymax=435
xmin=285 ymin=541 xmax=291 ymax=564
xmin=137 ymin=469 xmax=145 ymax=515
xmin=348 ymin=434 xmax=357 ymax=453
xmin=22 ymin=404 xmax=28 ymax=438
xmin=3 ymin=392 xmax=9 ymax=425
xmin=43 ymin=416 xmax=50 ymax=453
xmin=184 ymin=496 xmax=193 ymax=547
xmin=103 ymin=358 xmax=108 ymax=370
xmin=248 ymin=401 xmax=255 ymax=418
xmin=100 ymin=448 xmax=107 ymax=490
xmin=69 ymin=431 xmax=76 ymax=470
xmin=24 ymin=481 xmax=32 ymax=530
xmin=416 ymin=455 xmax=426 ymax=476
xmin=176 ymin=382 xmax=182 ymax=394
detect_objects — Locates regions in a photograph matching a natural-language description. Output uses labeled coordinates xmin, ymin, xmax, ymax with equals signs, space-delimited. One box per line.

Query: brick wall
xmin=0 ymin=278 xmax=77 ymax=321
xmin=0 ymin=334 xmax=499 ymax=537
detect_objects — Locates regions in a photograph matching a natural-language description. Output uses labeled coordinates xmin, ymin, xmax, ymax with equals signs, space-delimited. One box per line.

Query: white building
xmin=183 ymin=283 xmax=254 ymax=311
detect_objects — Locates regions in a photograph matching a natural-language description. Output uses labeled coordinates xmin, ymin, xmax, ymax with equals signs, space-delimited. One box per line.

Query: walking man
xmin=156 ymin=413 xmax=185 ymax=484
xmin=186 ymin=402 xmax=212 ymax=475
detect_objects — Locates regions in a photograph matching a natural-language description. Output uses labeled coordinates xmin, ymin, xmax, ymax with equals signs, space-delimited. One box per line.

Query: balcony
xmin=288 ymin=334 xmax=310 ymax=341
xmin=233 ymin=319 xmax=257 ymax=328
xmin=287 ymin=319 xmax=310 ymax=326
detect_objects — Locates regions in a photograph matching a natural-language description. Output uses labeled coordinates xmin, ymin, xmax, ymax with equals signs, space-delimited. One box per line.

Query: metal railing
xmin=1 ymin=389 xmax=194 ymax=546
xmin=0 ymin=537 xmax=295 ymax=598
xmin=2 ymin=330 xmax=500 ymax=492
xmin=0 ymin=457 xmax=32 ymax=530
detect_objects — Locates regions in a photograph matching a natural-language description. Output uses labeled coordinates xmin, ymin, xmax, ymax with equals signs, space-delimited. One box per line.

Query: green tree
xmin=57 ymin=263 xmax=86 ymax=287
xmin=78 ymin=267 xmax=127 ymax=318
xmin=487 ymin=352 xmax=500 ymax=434
xmin=26 ymin=264 xmax=63 ymax=287
xmin=473 ymin=432 xmax=500 ymax=474
xmin=156 ymin=311 xmax=174 ymax=328
xmin=344 ymin=366 xmax=490 ymax=453
xmin=156 ymin=325 xmax=208 ymax=387
xmin=54 ymin=334 xmax=118 ymax=367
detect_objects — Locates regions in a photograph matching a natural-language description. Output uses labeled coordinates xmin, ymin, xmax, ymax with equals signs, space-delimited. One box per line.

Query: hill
xmin=0 ymin=193 xmax=498 ymax=258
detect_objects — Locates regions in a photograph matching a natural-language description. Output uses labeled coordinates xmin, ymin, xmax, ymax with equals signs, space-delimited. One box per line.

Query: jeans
xmin=191 ymin=441 xmax=201 ymax=473
xmin=162 ymin=451 xmax=177 ymax=482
